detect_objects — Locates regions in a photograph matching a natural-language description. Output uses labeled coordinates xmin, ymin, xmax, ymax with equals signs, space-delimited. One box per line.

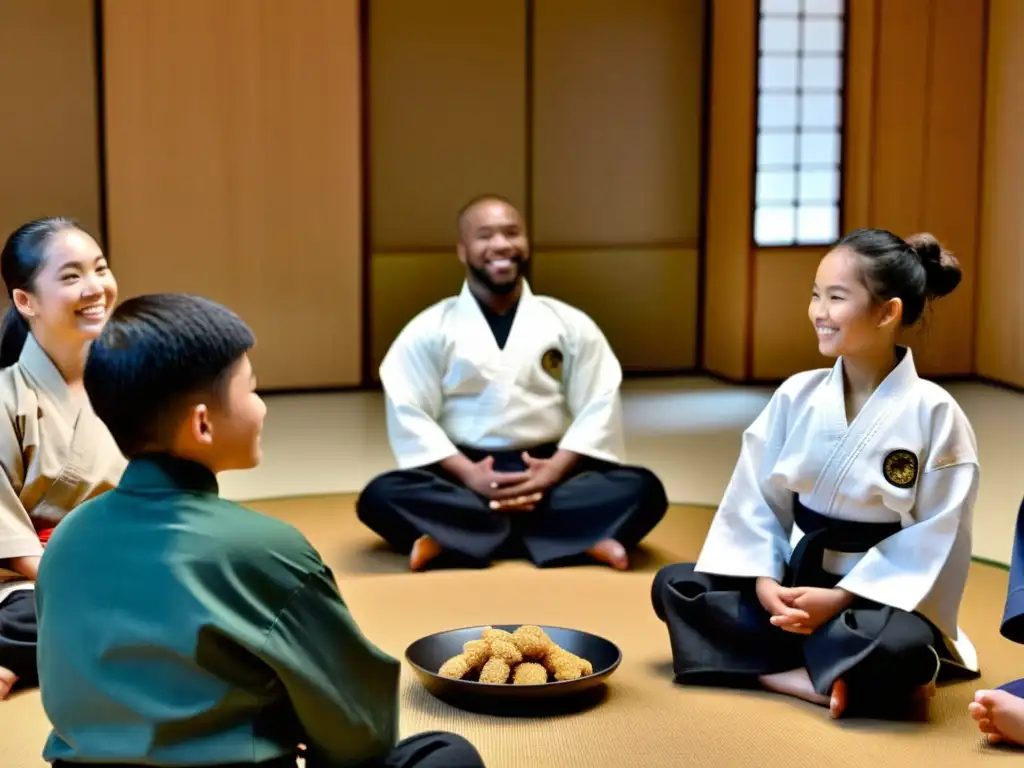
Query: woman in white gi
xmin=0 ymin=218 xmax=125 ymax=698
xmin=651 ymin=228 xmax=980 ymax=719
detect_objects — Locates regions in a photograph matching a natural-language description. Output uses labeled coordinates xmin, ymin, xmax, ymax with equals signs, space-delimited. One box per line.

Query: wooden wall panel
xmin=368 ymin=0 xmax=526 ymax=251
xmin=528 ymin=0 xmax=705 ymax=373
xmin=0 ymin=0 xmax=100 ymax=243
xmin=868 ymin=0 xmax=931 ymax=239
xmin=841 ymin=0 xmax=877 ymax=233
xmin=756 ymin=0 xmax=986 ymax=381
xmin=531 ymin=0 xmax=704 ymax=247
xmin=899 ymin=0 xmax=984 ymax=376
xmin=102 ymin=0 xmax=362 ymax=389
xmin=369 ymin=253 xmax=467 ymax=378
xmin=976 ymin=0 xmax=1024 ymax=387
xmin=369 ymin=1 xmax=703 ymax=375
xmin=752 ymin=249 xmax=826 ymax=380
xmin=532 ymin=249 xmax=699 ymax=372
xmin=367 ymin=0 xmax=526 ymax=370
xmin=702 ymin=0 xmax=756 ymax=380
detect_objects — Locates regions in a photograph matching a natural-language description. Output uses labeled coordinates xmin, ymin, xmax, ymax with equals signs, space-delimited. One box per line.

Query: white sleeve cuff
xmin=0 ymin=536 xmax=43 ymax=561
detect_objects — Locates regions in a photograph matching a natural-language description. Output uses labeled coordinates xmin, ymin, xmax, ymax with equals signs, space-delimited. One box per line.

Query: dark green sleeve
xmin=259 ymin=564 xmax=400 ymax=766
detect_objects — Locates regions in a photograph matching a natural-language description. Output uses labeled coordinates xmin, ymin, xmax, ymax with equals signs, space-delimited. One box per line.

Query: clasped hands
xmin=465 ymin=454 xmax=562 ymax=512
xmin=755 ymin=577 xmax=855 ymax=635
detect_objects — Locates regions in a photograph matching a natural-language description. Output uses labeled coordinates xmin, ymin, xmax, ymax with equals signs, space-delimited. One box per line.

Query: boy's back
xmin=37 ymin=293 xmax=484 ymax=768
xmin=37 ymin=453 xmax=400 ymax=766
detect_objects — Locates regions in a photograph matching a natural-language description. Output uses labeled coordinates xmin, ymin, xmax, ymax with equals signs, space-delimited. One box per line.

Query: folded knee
xmin=621 ymin=466 xmax=669 ymax=508
xmin=355 ymin=471 xmax=408 ymax=519
xmin=652 ymin=562 xmax=699 ymax=617
xmin=405 ymin=731 xmax=484 ymax=764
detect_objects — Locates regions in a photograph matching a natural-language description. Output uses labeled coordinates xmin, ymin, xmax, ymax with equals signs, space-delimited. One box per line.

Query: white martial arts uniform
xmin=0 ymin=334 xmax=127 ymax=603
xmin=379 ymin=279 xmax=626 ymax=469
xmin=0 ymin=333 xmax=126 ymax=688
xmin=652 ymin=347 xmax=980 ymax=706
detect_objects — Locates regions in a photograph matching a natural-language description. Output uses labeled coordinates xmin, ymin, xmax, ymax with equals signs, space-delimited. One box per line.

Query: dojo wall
xmin=367 ymin=0 xmax=707 ymax=378
xmin=0 ymin=1 xmax=102 ymax=243
xmin=703 ymin=0 xmax=987 ymax=382
xmin=0 ymin=0 xmax=1019 ymax=392
xmin=976 ymin=0 xmax=1024 ymax=389
xmin=101 ymin=0 xmax=363 ymax=390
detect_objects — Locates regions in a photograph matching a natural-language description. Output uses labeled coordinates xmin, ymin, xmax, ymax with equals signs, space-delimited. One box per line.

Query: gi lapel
xmin=453 ymin=281 xmax=515 ymax=413
xmin=807 ymin=347 xmax=919 ymax=514
xmin=18 ymin=335 xmax=92 ymax=524
xmin=19 ymin=334 xmax=83 ymax=428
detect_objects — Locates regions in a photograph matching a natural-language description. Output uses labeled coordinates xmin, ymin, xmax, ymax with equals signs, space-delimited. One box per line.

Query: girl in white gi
xmin=652 ymin=228 xmax=980 ymax=719
xmin=0 ymin=218 xmax=125 ymax=699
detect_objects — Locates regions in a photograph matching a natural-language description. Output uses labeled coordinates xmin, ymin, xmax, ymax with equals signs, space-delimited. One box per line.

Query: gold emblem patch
xmin=541 ymin=348 xmax=564 ymax=381
xmin=883 ymin=449 xmax=918 ymax=489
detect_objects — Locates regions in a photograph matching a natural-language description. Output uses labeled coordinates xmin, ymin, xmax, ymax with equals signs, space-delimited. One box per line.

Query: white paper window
xmin=755 ymin=0 xmax=846 ymax=247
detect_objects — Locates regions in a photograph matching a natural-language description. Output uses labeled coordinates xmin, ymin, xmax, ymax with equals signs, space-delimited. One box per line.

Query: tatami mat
xmin=216 ymin=378 xmax=1024 ymax=568
xmin=6 ymin=497 xmax=1022 ymax=767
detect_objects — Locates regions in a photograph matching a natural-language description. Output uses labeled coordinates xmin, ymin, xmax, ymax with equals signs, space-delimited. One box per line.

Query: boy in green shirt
xmin=35 ymin=294 xmax=485 ymax=768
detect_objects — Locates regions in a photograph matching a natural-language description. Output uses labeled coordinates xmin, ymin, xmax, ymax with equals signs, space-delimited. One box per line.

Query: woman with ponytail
xmin=0 ymin=218 xmax=126 ymax=698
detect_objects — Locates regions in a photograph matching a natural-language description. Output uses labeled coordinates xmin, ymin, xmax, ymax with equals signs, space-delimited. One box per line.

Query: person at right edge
xmin=651 ymin=228 xmax=981 ymax=720
xmin=969 ymin=496 xmax=1024 ymax=748
xmin=34 ymin=293 xmax=486 ymax=768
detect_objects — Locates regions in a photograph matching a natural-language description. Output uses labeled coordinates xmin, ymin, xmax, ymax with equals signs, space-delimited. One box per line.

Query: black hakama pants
xmin=356 ymin=443 xmax=668 ymax=567
xmin=1000 ymin=678 xmax=1024 ymax=698
xmin=0 ymin=589 xmax=38 ymax=689
xmin=53 ymin=730 xmax=487 ymax=768
xmin=651 ymin=499 xmax=978 ymax=715
xmin=365 ymin=731 xmax=486 ymax=767
xmin=999 ymin=497 xmax=1024 ymax=645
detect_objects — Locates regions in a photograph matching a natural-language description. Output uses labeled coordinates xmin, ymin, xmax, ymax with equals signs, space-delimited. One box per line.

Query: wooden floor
xmin=7 ymin=497 xmax=1021 ymax=767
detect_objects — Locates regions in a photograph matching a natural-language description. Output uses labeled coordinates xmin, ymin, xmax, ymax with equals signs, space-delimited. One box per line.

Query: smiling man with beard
xmin=357 ymin=194 xmax=668 ymax=572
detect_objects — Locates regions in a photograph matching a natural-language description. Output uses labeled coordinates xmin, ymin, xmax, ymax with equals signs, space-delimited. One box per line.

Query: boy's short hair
xmin=85 ymin=293 xmax=255 ymax=458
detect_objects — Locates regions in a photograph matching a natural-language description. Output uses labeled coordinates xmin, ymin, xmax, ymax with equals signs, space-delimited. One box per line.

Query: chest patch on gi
xmin=883 ymin=449 xmax=918 ymax=489
xmin=541 ymin=348 xmax=564 ymax=381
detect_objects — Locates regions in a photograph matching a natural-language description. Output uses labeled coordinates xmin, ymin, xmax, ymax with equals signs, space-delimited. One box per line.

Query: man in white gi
xmin=357 ymin=195 xmax=668 ymax=571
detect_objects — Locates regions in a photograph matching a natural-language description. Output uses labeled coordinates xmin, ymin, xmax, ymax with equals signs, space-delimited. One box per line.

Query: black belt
xmin=786 ymin=497 xmax=902 ymax=588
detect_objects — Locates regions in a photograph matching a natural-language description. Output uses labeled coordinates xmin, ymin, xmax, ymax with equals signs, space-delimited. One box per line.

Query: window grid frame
xmin=752 ymin=0 xmax=848 ymax=249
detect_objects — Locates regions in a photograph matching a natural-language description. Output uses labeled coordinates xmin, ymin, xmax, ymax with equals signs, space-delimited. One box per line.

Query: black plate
xmin=405 ymin=624 xmax=621 ymax=715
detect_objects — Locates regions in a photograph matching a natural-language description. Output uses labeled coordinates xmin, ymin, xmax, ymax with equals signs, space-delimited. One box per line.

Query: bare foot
xmin=586 ymin=538 xmax=628 ymax=570
xmin=829 ymin=677 xmax=848 ymax=718
xmin=409 ymin=535 xmax=443 ymax=571
xmin=758 ymin=667 xmax=831 ymax=709
xmin=914 ymin=680 xmax=937 ymax=702
xmin=969 ymin=689 xmax=1024 ymax=746
xmin=0 ymin=667 xmax=17 ymax=700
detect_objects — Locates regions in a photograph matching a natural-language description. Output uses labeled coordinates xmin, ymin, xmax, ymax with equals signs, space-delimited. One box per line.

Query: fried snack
xmin=514 ymin=625 xmax=593 ymax=679
xmin=578 ymin=655 xmax=594 ymax=676
xmin=511 ymin=625 xmax=554 ymax=658
xmin=481 ymin=627 xmax=515 ymax=644
xmin=479 ymin=657 xmax=511 ymax=684
xmin=512 ymin=662 xmax=548 ymax=685
xmin=434 ymin=625 xmax=595 ymax=684
xmin=438 ymin=655 xmax=471 ymax=679
xmin=437 ymin=639 xmax=491 ymax=680
xmin=543 ymin=647 xmax=593 ymax=681
xmin=462 ymin=639 xmax=490 ymax=669
xmin=487 ymin=637 xmax=523 ymax=664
